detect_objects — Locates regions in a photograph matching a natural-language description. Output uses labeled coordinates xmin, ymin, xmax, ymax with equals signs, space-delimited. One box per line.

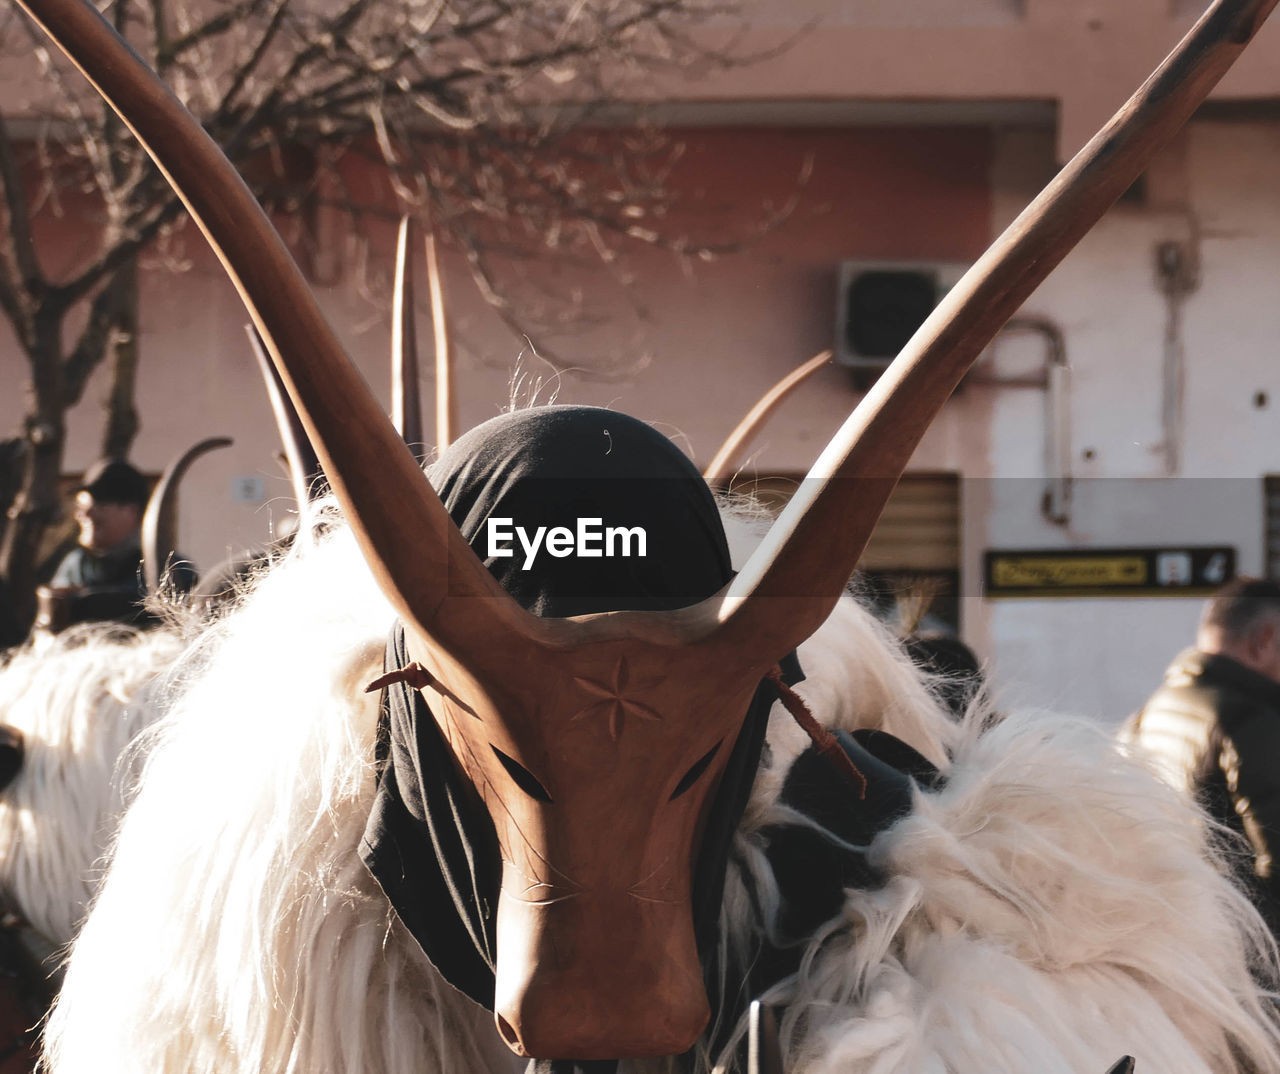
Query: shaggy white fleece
xmin=720 ymin=709 xmax=1280 ymax=1073
xmin=0 ymin=625 xmax=185 ymax=948
xmin=40 ymin=512 xmax=1280 ymax=1074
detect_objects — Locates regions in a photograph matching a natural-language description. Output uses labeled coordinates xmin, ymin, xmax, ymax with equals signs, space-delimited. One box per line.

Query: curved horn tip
xmin=392 ymin=214 xmax=424 ymax=448
xmin=703 ymin=350 xmax=832 ymax=487
xmin=141 ymin=437 xmax=234 ymax=593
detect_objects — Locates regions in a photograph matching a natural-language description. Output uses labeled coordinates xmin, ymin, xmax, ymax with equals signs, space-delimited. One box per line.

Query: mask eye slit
xmin=670 ymin=741 xmax=722 ymax=802
xmin=491 ymin=746 xmax=553 ymax=804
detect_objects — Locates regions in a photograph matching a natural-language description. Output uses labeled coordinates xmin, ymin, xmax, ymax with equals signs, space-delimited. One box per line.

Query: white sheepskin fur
xmin=0 ymin=625 xmax=185 ymax=949
xmin=719 ymin=709 xmax=1280 ymax=1073
xmin=40 ymin=507 xmax=1280 ymax=1074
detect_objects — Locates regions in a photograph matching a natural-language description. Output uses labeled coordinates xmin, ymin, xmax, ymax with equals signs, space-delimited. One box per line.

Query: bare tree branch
xmin=0 ymin=114 xmax=44 ymax=295
xmin=61 ymin=266 xmax=133 ymax=407
xmin=158 ymin=0 xmax=269 ymax=69
xmin=50 ymin=194 xmax=176 ymax=304
xmin=0 ymin=266 xmax=26 ymax=349
xmin=209 ymin=0 xmax=292 ymax=122
xmin=19 ymin=14 xmax=120 ymax=220
xmin=147 ymin=0 xmax=168 ymax=68
xmin=0 ymin=0 xmax=776 ymax=611
xmin=212 ymin=0 xmax=374 ymax=157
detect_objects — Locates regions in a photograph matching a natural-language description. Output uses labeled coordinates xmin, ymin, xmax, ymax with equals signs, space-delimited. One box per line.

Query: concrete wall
xmin=8 ymin=1 xmax=1280 ymax=160
xmin=972 ymin=118 xmax=1280 ymax=722
xmin=661 ymin=0 xmax=1280 ymax=159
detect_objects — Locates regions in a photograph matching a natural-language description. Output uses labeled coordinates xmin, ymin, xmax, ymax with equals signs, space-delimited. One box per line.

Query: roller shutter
xmin=739 ymin=472 xmax=961 ymax=629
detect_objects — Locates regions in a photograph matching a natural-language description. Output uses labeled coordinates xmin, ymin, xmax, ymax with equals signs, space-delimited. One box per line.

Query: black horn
xmin=140 ymin=437 xmax=232 ymax=593
xmin=391 ymin=215 xmax=424 ymax=453
xmin=245 ymin=324 xmax=323 ymax=510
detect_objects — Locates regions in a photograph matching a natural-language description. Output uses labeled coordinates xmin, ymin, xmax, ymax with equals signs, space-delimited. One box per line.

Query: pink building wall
xmin=6 ymin=2 xmax=1280 ymax=718
xmin=0 ymin=124 xmax=994 ymax=573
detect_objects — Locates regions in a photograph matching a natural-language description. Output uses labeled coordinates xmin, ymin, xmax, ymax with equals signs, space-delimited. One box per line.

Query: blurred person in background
xmin=1125 ymin=577 xmax=1280 ymax=932
xmin=37 ymin=458 xmax=194 ymax=632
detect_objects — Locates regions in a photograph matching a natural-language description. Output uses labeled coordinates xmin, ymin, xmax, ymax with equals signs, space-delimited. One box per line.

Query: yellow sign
xmin=990 ymin=555 xmax=1148 ymax=590
xmin=985 ymin=546 xmax=1235 ymax=598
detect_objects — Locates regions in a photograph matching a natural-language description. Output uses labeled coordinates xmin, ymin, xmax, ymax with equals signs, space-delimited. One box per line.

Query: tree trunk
xmin=0 ymin=309 xmax=67 ymax=627
xmin=101 ymin=258 xmax=140 ymax=458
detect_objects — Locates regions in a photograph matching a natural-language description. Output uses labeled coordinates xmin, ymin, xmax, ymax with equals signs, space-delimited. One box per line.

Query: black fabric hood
xmin=430 ymin=405 xmax=734 ymax=615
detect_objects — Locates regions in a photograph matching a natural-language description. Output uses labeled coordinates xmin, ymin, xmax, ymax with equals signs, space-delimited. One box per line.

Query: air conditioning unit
xmin=835 ymin=260 xmax=969 ymax=388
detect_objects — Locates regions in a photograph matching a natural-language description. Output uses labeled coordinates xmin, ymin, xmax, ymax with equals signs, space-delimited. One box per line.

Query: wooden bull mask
xmin=16 ymin=0 xmax=1275 ymax=1058
xmin=366 ymin=405 xmax=765 ymax=1059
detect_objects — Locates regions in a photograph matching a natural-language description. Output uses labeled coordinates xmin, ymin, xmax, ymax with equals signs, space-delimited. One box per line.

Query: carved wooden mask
xmin=393 ymin=406 xmax=761 ymax=1058
xmin=407 ymin=631 xmax=764 ymax=1057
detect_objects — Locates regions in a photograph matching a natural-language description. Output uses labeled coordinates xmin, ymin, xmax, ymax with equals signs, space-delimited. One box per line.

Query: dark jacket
xmin=44 ymin=539 xmax=196 ymax=630
xmin=49 ymin=539 xmax=146 ymax=591
xmin=1130 ymin=648 xmax=1280 ymax=929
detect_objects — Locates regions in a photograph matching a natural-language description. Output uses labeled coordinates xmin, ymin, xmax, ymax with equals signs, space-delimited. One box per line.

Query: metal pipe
xmin=986 ymin=316 xmax=1072 ymax=526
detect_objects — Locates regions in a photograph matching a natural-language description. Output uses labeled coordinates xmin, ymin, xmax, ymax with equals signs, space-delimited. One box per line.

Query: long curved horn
xmin=245 ymin=324 xmax=322 ymax=509
xmin=425 ymin=227 xmax=455 ymax=453
xmin=703 ymin=350 xmax=832 ymax=487
xmin=141 ymin=436 xmax=232 ymax=592
xmin=706 ymin=0 xmax=1277 ymax=661
xmin=18 ymin=0 xmax=550 ymax=663
xmin=391 ymin=215 xmax=424 ymax=451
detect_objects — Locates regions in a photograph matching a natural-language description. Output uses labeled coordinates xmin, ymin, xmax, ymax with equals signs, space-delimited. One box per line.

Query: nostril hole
xmin=497 ymin=1014 xmax=519 ymax=1047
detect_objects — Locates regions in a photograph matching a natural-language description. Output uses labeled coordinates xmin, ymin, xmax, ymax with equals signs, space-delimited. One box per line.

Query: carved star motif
xmin=571 ymin=656 xmax=662 ymax=742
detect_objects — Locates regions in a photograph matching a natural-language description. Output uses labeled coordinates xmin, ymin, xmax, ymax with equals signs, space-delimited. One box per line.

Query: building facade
xmin=2 ymin=0 xmax=1280 ymax=720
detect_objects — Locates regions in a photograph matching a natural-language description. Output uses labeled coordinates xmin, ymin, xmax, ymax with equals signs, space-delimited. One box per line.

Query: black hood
xmin=430 ymin=406 xmax=734 ymax=615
